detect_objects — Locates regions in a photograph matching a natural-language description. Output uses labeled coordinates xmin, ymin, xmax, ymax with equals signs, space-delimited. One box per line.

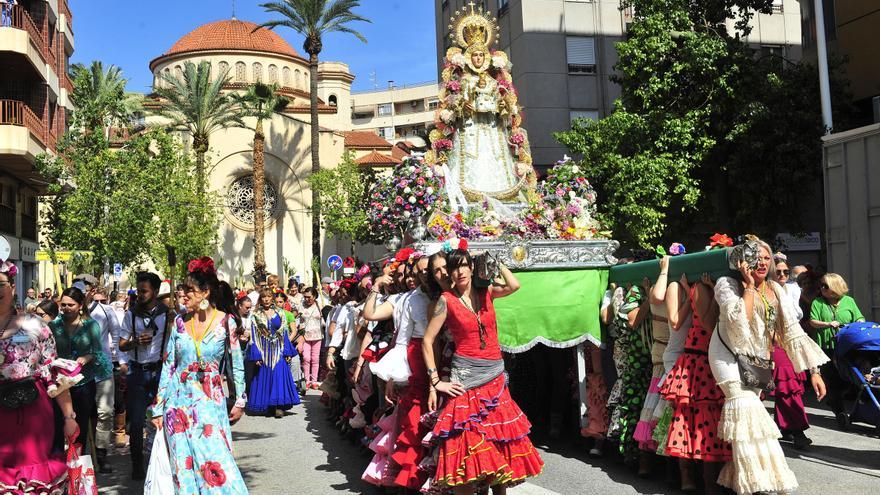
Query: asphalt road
xmin=98 ymin=392 xmax=880 ymax=494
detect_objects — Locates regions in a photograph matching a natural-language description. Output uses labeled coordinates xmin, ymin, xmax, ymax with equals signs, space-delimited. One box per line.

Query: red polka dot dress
xmin=658 ymin=286 xmax=731 ymax=462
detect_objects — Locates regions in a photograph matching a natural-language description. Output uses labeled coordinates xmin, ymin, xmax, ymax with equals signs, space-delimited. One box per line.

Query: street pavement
xmin=98 ymin=391 xmax=880 ymax=494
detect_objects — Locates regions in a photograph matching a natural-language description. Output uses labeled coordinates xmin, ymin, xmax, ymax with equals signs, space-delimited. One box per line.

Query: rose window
xmin=226 ymin=175 xmax=278 ymax=226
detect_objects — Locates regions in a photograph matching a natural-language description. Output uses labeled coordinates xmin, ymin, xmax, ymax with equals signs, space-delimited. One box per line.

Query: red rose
xmin=201 ymin=375 xmax=213 ymax=397
xmin=180 ymin=371 xmax=189 ymax=383
xmin=185 ymin=456 xmax=194 ymax=470
xmin=201 ymin=461 xmax=227 ymax=487
xmin=187 ymin=256 xmax=216 ymax=276
xmin=203 ymin=424 xmax=214 ymax=437
xmin=166 ymin=408 xmax=189 ymax=435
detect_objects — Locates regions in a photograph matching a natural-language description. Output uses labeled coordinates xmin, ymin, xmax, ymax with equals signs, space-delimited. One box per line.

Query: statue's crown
xmin=449 ymin=1 xmax=498 ymax=50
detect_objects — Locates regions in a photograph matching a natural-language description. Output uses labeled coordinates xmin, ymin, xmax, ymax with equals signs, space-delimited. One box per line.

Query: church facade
xmin=145 ymin=19 xmax=395 ymax=284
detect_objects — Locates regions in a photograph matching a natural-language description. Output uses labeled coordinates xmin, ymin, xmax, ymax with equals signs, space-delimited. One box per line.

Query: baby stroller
xmin=834 ymin=322 xmax=880 ymax=434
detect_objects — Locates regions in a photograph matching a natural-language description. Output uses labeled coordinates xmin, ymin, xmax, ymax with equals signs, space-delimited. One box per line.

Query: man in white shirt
xmin=77 ymin=275 xmax=122 ymax=474
xmin=118 ymin=272 xmax=173 ymax=480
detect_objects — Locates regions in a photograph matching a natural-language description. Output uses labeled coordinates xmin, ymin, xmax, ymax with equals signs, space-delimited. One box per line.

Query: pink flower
xmin=395 ymin=196 xmax=404 ymax=205
xmin=509 ymin=133 xmax=525 ymax=146
xmin=445 ymin=80 xmax=462 ymax=93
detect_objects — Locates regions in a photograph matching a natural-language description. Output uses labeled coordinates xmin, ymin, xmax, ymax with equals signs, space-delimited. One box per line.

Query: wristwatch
xmin=64 ymin=413 xmax=77 ymax=421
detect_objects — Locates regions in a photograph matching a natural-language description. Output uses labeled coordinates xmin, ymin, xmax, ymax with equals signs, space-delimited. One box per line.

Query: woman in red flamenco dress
xmin=422 ymin=248 xmax=544 ymax=494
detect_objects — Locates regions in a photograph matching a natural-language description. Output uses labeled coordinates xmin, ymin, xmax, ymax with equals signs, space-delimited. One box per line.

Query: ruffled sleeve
xmin=775 ymin=282 xmax=830 ymax=372
xmin=713 ymin=276 xmax=752 ymax=353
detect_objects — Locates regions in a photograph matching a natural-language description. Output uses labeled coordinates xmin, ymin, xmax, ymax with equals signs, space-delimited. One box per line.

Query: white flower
xmin=492 ymin=55 xmax=506 ymax=68
xmin=451 ymin=53 xmax=467 ymax=67
xmin=571 ymin=165 xmax=580 ymax=174
xmin=426 ymin=187 xmax=434 ymax=195
xmin=409 ymin=166 xmax=416 ymax=173
xmin=404 ymin=187 xmax=412 ymax=194
xmin=426 ymin=169 xmax=435 ymax=178
xmin=440 ymin=109 xmax=455 ymax=124
xmin=404 ymin=210 xmax=412 ymax=217
xmin=409 ymin=196 xmax=417 ymax=204
xmin=569 ymin=191 xmax=576 ymax=199
xmin=382 ymin=206 xmax=389 ymax=212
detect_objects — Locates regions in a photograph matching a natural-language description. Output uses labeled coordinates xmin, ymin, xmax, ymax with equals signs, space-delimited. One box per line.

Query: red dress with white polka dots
xmin=658 ymin=286 xmax=732 ymax=462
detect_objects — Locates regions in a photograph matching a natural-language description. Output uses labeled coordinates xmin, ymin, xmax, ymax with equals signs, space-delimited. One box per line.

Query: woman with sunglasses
xmin=768 ymin=255 xmax=813 ymax=449
xmin=422 ymin=249 xmax=543 ymax=494
xmin=0 ymin=262 xmax=82 ymax=494
xmin=809 ymin=272 xmax=865 ymax=427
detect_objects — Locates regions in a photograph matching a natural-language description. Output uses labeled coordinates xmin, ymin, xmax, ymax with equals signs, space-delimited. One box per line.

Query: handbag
xmin=473 ymin=252 xmax=499 ymax=288
xmin=718 ymin=327 xmax=775 ymax=392
xmin=67 ymin=441 xmax=98 ymax=495
xmin=0 ymin=378 xmax=39 ymax=409
xmin=144 ymin=428 xmax=174 ymax=495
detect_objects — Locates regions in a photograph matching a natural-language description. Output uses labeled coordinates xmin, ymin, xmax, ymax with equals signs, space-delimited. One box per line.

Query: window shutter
xmin=566 ymin=37 xmax=596 ymax=66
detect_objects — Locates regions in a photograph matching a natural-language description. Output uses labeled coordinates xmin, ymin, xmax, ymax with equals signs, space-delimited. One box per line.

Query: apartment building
xmin=434 ymin=0 xmax=804 ymax=166
xmin=350 ymin=81 xmax=440 ymax=146
xmin=0 ymin=0 xmax=74 ymax=301
xmin=802 ymin=0 xmax=880 ymax=126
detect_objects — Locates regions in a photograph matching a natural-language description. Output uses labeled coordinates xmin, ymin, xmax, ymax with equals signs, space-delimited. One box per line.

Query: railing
xmin=4 ymin=5 xmax=48 ymax=63
xmin=0 ymin=99 xmax=48 ymax=146
xmin=0 ymin=206 xmax=15 ymax=236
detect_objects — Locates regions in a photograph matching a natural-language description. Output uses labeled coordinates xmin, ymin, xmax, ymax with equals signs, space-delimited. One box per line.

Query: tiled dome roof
xmin=165 ymin=19 xmax=299 ymax=58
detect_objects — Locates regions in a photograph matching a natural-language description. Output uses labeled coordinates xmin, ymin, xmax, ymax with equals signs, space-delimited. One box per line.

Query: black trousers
xmin=70 ymin=381 xmax=97 ymax=450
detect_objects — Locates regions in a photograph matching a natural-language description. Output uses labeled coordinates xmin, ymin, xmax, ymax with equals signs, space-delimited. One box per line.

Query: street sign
xmin=35 ymin=250 xmax=93 ymax=262
xmin=327 ymin=255 xmax=343 ymax=271
xmin=0 ymin=236 xmax=10 ymax=262
xmin=113 ymin=263 xmax=123 ymax=281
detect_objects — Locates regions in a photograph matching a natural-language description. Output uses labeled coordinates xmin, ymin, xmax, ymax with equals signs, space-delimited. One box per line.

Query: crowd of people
xmin=579 ymin=235 xmax=869 ymax=495
xmin=0 ymin=233 xmax=873 ymax=494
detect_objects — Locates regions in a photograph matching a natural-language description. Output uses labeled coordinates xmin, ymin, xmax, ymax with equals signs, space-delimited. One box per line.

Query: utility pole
xmin=814 ymin=0 xmax=833 ymax=134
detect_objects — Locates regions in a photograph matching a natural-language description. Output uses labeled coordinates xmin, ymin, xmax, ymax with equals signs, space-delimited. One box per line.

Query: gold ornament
xmin=449 ymin=1 xmax=499 ymax=52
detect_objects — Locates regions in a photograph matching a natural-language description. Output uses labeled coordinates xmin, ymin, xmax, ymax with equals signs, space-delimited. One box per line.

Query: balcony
xmin=0 ymin=98 xmax=48 ymax=147
xmin=2 ymin=5 xmax=50 ymax=74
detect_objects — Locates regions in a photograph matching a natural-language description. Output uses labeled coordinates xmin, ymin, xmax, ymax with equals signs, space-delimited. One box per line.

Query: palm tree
xmin=69 ymin=61 xmax=142 ymax=135
xmin=259 ymin=0 xmax=369 ymax=272
xmin=233 ymin=83 xmax=290 ymax=279
xmin=153 ymin=61 xmax=244 ymax=191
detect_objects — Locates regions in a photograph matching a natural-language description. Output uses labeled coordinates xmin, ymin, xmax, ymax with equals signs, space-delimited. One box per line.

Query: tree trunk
xmin=309 ymin=53 xmax=321 ymax=279
xmin=193 ymin=134 xmax=208 ymax=196
xmin=253 ymin=118 xmax=267 ymax=279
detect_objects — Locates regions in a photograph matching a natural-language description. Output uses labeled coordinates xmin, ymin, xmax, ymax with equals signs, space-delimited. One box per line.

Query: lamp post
xmin=814 ymin=0 xmax=833 ymax=133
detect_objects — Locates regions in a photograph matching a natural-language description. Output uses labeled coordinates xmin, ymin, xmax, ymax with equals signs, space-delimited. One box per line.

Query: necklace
xmin=456 ymin=288 xmax=486 ymax=350
xmin=189 ymin=310 xmax=218 ymax=361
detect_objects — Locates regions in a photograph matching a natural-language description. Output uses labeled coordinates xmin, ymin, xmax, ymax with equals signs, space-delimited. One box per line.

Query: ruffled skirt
xmin=581 ymin=373 xmax=609 ymax=439
xmin=660 ymin=350 xmax=731 ymax=462
xmin=633 ymin=363 xmax=665 ymax=451
xmin=770 ymin=345 xmax=809 ymax=432
xmin=0 ymin=382 xmax=68 ymax=494
xmin=432 ymin=373 xmax=543 ymax=488
xmin=390 ymin=339 xmax=430 ymax=490
xmin=363 ymin=408 xmax=401 ymax=486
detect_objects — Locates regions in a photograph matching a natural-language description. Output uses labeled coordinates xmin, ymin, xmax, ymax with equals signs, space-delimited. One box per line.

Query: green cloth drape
xmin=494 ymin=268 xmax=608 ymax=353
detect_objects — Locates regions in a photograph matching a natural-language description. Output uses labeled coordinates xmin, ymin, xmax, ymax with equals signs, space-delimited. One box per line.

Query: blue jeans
xmin=125 ymin=365 xmax=160 ymax=467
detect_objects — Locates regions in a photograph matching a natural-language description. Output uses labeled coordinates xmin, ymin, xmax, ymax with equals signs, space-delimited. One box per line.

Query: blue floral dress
xmin=149 ymin=313 xmax=248 ymax=494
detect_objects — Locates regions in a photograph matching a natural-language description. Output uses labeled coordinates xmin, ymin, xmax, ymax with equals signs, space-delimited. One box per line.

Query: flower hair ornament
xmin=187 ymin=256 xmax=216 ymax=276
xmin=0 ymin=261 xmax=18 ymax=279
xmin=441 ymin=238 xmax=468 ymax=253
xmin=235 ymin=290 xmax=249 ymax=301
xmin=708 ymin=233 xmax=734 ymax=250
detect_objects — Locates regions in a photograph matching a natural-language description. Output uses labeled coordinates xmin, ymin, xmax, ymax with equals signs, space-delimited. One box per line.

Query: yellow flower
xmin=429 ymin=129 xmax=444 ymax=143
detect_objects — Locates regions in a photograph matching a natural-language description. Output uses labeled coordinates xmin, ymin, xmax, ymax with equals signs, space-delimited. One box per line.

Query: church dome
xmin=162 ymin=19 xmax=299 ymax=59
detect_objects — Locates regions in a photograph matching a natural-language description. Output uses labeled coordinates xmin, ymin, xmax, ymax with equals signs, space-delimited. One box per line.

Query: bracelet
xmin=744 ymin=288 xmax=757 ymax=293
xmin=659 ymin=272 xmax=668 ymax=276
xmin=64 ymin=413 xmax=77 ymax=420
xmin=431 ymin=377 xmax=440 ymax=386
xmin=426 ymin=367 xmax=437 ymax=376
xmin=809 ymin=367 xmax=821 ymax=375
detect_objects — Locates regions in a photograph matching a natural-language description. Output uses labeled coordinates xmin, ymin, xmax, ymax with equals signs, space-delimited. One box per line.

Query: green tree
xmin=307 ymin=151 xmax=374 ymax=253
xmin=554 ymin=0 xmax=839 ymax=247
xmin=152 ymin=61 xmax=244 ymax=191
xmin=259 ymin=0 xmax=370 ymax=273
xmin=69 ymin=61 xmax=142 ymax=136
xmin=233 ymin=83 xmax=290 ymax=279
xmin=148 ymin=131 xmax=220 ymax=280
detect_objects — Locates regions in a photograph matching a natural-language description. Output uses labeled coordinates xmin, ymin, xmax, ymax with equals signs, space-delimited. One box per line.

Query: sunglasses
xmin=777 ymin=270 xmax=790 ymax=276
xmin=35 ymin=310 xmax=47 ymax=317
xmin=821 ymin=284 xmax=830 ymax=290
xmin=93 ymin=298 xmax=107 ymax=303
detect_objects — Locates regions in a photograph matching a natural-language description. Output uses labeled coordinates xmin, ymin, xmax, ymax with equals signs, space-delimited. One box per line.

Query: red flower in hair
xmin=395 ymin=248 xmax=415 ymax=262
xmin=459 ymin=239 xmax=469 ymax=251
xmin=188 ymin=256 xmax=216 ymax=275
xmin=709 ymin=233 xmax=733 ymax=248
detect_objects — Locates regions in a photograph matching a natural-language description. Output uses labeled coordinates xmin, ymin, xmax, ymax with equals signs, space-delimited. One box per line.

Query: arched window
xmin=174 ymin=65 xmax=183 ymax=80
xmin=252 ymin=62 xmax=263 ymax=82
xmin=303 ymin=71 xmax=310 ymax=90
xmin=328 ymin=94 xmax=338 ymax=106
xmin=235 ymin=61 xmax=246 ymax=83
xmin=268 ymin=64 xmax=278 ymax=84
xmin=163 ymin=67 xmax=171 ymax=86
xmin=218 ymin=61 xmax=229 ymax=79
xmin=282 ymin=67 xmax=291 ymax=87
xmin=294 ymin=69 xmax=301 ymax=89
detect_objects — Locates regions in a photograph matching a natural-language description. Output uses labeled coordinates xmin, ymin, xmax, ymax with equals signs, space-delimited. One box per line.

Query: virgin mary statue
xmin=427 ymin=3 xmax=537 ymax=211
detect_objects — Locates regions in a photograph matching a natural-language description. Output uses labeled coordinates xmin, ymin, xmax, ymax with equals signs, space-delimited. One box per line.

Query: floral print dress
xmin=149 ymin=313 xmax=248 ymax=494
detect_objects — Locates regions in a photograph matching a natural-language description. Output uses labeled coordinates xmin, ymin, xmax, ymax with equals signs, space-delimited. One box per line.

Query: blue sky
xmin=70 ymin=0 xmax=439 ymax=94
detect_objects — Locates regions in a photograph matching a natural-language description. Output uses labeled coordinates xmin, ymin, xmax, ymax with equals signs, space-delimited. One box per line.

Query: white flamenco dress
xmin=709 ymin=277 xmax=829 ymax=494
xmin=445 ymin=74 xmax=523 ymax=210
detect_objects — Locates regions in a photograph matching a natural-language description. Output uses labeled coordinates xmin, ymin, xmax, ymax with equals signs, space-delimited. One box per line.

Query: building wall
xmin=435 ymin=0 xmax=804 ymax=167
xmin=0 ymin=0 xmax=74 ymax=303
xmin=350 ymin=82 xmax=440 ymax=144
xmin=151 ymin=51 xmax=312 ymax=92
